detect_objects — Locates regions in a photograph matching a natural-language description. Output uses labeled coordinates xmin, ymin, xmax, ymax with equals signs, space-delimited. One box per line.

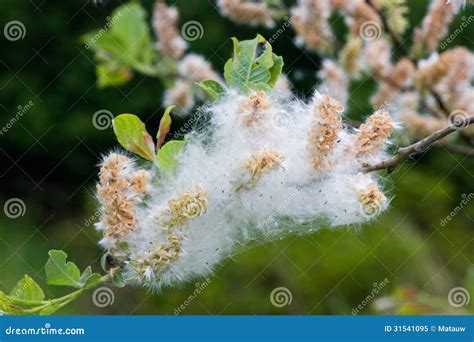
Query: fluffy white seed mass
xmin=96 ymin=90 xmax=393 ymax=291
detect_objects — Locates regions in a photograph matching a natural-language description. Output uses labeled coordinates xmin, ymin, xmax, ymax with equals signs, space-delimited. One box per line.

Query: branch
xmin=364 ymin=115 xmax=474 ymax=172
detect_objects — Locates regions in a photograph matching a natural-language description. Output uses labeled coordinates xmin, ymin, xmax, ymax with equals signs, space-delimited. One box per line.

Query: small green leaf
xmin=10 ymin=275 xmax=45 ymax=302
xmin=45 ymin=250 xmax=82 ymax=288
xmin=268 ymin=54 xmax=284 ymax=88
xmin=157 ymin=106 xmax=175 ymax=149
xmin=157 ymin=140 xmax=187 ymax=174
xmin=100 ymin=254 xmax=109 ymax=272
xmin=223 ymin=35 xmax=283 ymax=92
xmin=79 ymin=266 xmax=102 ymax=289
xmin=112 ymin=273 xmax=126 ymax=288
xmin=196 ymin=80 xmax=226 ymax=100
xmin=113 ymin=114 xmax=156 ymax=160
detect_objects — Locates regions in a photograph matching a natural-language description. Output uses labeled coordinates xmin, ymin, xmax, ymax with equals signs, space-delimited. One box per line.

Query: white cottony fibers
xmin=96 ymin=90 xmax=393 ymax=291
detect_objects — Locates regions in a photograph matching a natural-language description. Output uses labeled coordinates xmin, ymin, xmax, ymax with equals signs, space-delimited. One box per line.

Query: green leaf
xmin=10 ymin=275 xmax=45 ymax=302
xmin=113 ymin=114 xmax=155 ymax=161
xmin=223 ymin=35 xmax=283 ymax=92
xmin=112 ymin=273 xmax=126 ymax=288
xmin=96 ymin=62 xmax=133 ymax=89
xmin=157 ymin=106 xmax=175 ymax=149
xmin=268 ymin=54 xmax=284 ymax=88
xmin=157 ymin=140 xmax=187 ymax=174
xmin=79 ymin=266 xmax=102 ymax=289
xmin=196 ymin=80 xmax=226 ymax=100
xmin=82 ymin=3 xmax=158 ymax=87
xmin=45 ymin=250 xmax=82 ymax=288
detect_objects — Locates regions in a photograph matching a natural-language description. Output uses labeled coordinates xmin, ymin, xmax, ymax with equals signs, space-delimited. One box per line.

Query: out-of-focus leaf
xmin=157 ymin=140 xmax=187 ymax=174
xmin=157 ymin=106 xmax=175 ymax=149
xmin=223 ymin=35 xmax=283 ymax=92
xmin=196 ymin=80 xmax=225 ymax=100
xmin=82 ymin=3 xmax=157 ymax=87
xmin=113 ymin=114 xmax=155 ymax=161
xmin=9 ymin=275 xmax=44 ymax=302
xmin=96 ymin=62 xmax=133 ymax=89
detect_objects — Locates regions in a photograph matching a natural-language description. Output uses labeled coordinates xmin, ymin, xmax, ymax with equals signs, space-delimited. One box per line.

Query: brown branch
xmin=364 ymin=115 xmax=474 ymax=172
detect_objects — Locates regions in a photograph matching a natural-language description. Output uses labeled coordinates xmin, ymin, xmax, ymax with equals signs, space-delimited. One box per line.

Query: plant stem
xmin=364 ymin=116 xmax=474 ymax=172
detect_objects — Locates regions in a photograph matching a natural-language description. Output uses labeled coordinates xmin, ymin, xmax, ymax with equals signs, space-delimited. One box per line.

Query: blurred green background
xmin=0 ymin=0 xmax=473 ymax=315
